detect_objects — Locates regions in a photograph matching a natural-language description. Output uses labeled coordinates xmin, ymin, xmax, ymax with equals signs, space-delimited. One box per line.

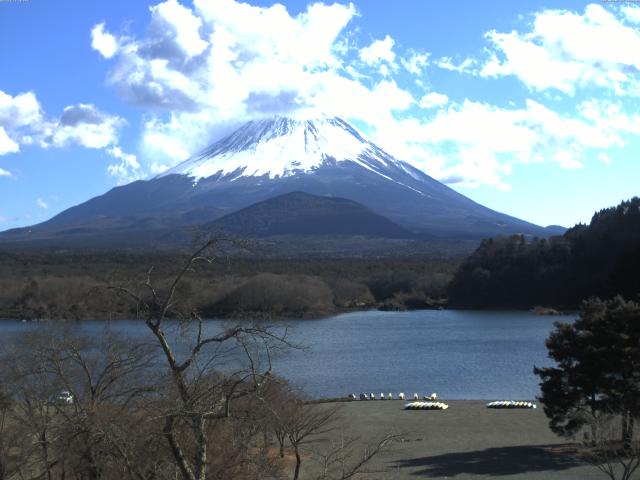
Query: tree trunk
xmin=624 ymin=414 xmax=635 ymax=452
xmin=590 ymin=421 xmax=598 ymax=447
xmin=620 ymin=410 xmax=634 ymax=452
xmin=164 ymin=417 xmax=196 ymax=480
xmin=195 ymin=417 xmax=208 ymax=480
xmin=40 ymin=428 xmax=53 ymax=480
xmin=293 ymin=446 xmax=301 ymax=480
xmin=83 ymin=443 xmax=101 ymax=480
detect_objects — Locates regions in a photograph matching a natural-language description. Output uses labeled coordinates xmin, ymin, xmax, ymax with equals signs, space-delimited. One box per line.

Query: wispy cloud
xmin=36 ymin=198 xmax=48 ymax=209
xmin=107 ymin=146 xmax=142 ymax=184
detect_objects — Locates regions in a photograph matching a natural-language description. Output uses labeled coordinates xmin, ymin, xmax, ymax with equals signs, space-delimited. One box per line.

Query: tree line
xmin=0 ymin=253 xmax=455 ymax=321
xmin=448 ymin=197 xmax=640 ymax=309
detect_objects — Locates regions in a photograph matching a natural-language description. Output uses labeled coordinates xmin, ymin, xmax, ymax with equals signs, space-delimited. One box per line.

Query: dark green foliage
xmin=449 ymin=197 xmax=640 ymax=308
xmin=534 ymin=296 xmax=640 ymax=445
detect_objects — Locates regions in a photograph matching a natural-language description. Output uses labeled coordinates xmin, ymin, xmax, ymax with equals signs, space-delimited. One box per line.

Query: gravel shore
xmin=306 ymin=400 xmax=601 ymax=479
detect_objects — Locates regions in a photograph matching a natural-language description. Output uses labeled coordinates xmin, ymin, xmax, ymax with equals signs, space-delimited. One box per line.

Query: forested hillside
xmin=448 ymin=197 xmax=640 ymax=308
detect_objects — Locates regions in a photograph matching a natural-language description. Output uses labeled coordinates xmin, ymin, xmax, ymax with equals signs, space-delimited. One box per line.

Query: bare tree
xmin=260 ymin=380 xmax=400 ymax=480
xmin=310 ymin=431 xmax=402 ymax=480
xmin=0 ymin=383 xmax=24 ymax=480
xmin=583 ymin=413 xmax=640 ymax=480
xmin=1 ymin=326 xmax=169 ymax=480
xmin=2 ymin=338 xmax=64 ymax=480
xmin=258 ymin=381 xmax=341 ymax=480
xmin=109 ymin=238 xmax=292 ymax=480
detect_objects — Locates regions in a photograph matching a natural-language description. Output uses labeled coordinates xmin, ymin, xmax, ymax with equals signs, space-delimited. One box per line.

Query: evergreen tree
xmin=535 ymin=296 xmax=640 ymax=448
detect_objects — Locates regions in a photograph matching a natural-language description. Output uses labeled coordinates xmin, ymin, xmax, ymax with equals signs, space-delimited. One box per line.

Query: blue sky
xmin=1 ymin=0 xmax=639 ymax=230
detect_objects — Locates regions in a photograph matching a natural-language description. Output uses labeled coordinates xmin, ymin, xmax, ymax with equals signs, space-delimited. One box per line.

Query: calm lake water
xmin=0 ymin=310 xmax=573 ymax=400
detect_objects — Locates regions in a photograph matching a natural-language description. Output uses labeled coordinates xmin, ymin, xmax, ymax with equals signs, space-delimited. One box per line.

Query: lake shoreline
xmin=0 ymin=301 xmax=579 ymax=323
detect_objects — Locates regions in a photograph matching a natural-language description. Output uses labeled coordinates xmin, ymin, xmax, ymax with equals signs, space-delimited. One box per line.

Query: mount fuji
xmin=0 ymin=116 xmax=563 ymax=250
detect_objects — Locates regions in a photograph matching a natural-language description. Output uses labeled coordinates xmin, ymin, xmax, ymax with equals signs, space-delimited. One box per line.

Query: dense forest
xmin=0 ymin=252 xmax=456 ymax=320
xmin=448 ymin=197 xmax=640 ymax=309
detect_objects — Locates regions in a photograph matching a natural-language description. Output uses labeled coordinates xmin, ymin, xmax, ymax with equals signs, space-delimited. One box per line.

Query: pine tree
xmin=535 ymin=296 xmax=640 ymax=448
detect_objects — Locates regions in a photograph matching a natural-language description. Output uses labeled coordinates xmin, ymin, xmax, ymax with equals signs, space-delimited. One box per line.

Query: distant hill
xmin=208 ymin=192 xmax=413 ymax=238
xmin=448 ymin=197 xmax=640 ymax=308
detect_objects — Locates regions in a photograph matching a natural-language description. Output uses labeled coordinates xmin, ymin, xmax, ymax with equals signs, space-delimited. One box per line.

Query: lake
xmin=0 ymin=309 xmax=572 ymax=400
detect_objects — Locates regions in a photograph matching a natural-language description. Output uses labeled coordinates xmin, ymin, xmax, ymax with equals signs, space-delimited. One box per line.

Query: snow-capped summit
xmin=161 ymin=116 xmax=408 ymax=183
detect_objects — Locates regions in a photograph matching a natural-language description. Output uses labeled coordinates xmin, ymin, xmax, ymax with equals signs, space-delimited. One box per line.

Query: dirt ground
xmin=303 ymin=400 xmax=604 ymax=479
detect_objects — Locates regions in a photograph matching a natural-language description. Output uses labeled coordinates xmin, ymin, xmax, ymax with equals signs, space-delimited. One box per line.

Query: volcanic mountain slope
xmin=208 ymin=191 xmax=412 ymax=238
xmin=0 ymin=116 xmax=562 ymax=248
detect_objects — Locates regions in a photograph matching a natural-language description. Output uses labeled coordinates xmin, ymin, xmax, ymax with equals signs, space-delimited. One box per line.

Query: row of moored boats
xmin=486 ymin=400 xmax=536 ymax=409
xmin=349 ymin=392 xmax=438 ymax=401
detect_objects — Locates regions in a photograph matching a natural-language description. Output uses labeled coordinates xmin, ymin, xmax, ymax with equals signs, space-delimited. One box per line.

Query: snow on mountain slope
xmin=161 ymin=116 xmax=409 ymax=183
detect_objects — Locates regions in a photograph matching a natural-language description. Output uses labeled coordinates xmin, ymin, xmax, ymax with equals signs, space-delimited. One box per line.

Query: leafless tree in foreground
xmin=309 ymin=431 xmax=402 ymax=480
xmin=259 ymin=378 xmax=400 ymax=480
xmin=583 ymin=413 xmax=640 ymax=480
xmin=0 ymin=383 xmax=24 ymax=480
xmin=109 ymin=238 xmax=293 ymax=480
xmin=1 ymin=327 xmax=169 ymax=480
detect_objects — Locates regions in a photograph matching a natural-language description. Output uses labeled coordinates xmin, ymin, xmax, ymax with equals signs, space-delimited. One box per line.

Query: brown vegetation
xmin=0 ymin=250 xmax=457 ymax=320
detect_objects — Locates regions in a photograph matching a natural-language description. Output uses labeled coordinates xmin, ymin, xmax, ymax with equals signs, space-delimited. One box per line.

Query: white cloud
xmin=359 ymin=35 xmax=396 ymax=67
xmin=91 ymin=23 xmax=119 ymax=59
xmin=48 ymin=104 xmax=124 ymax=149
xmin=622 ymin=5 xmax=640 ymax=24
xmin=419 ymin=92 xmax=448 ymax=109
xmin=0 ymin=92 xmax=125 ymax=151
xmin=480 ymin=4 xmax=640 ymax=95
xmin=0 ymin=89 xmax=129 ymax=183
xmin=0 ymin=167 xmax=12 ymax=177
xmin=0 ymin=90 xmax=42 ymax=129
xmin=104 ymin=0 xmax=356 ymax=113
xmin=598 ymin=152 xmax=612 ymax=165
xmin=401 ymin=51 xmax=429 ymax=75
xmin=553 ymin=150 xmax=583 ymax=169
xmin=149 ymin=0 xmax=208 ymax=58
xmin=436 ymin=56 xmax=476 ymax=73
xmin=372 ymin=96 xmax=636 ymax=190
xmin=149 ymin=161 xmax=171 ymax=175
xmin=36 ymin=198 xmax=48 ymax=209
xmin=0 ymin=126 xmax=19 ymax=155
xmin=106 ymin=145 xmax=142 ymax=183
xmin=577 ymin=98 xmax=640 ymax=136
